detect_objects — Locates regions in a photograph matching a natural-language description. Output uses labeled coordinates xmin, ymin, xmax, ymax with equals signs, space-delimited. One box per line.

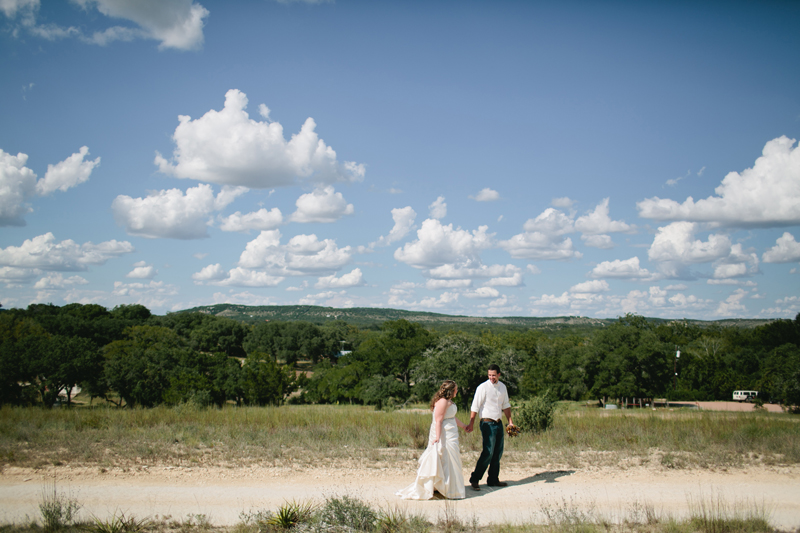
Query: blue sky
xmin=1 ymin=0 xmax=799 ymax=319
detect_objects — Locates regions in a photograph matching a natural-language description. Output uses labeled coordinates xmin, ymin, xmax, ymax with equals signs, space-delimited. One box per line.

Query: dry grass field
xmin=1 ymin=403 xmax=798 ymax=532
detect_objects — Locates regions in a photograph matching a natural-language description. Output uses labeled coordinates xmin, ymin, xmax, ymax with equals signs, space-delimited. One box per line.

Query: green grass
xmin=0 ymin=403 xmax=798 ymax=470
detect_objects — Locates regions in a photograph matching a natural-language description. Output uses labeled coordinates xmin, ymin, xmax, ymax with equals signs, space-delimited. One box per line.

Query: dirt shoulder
xmin=2 ymin=463 xmax=799 ymax=530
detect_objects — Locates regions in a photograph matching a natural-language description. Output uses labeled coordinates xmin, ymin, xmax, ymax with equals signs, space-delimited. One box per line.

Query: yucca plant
xmin=89 ymin=511 xmax=149 ymax=533
xmin=266 ymin=500 xmax=314 ymax=530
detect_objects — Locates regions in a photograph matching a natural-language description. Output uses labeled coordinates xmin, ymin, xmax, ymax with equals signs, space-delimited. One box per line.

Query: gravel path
xmin=2 ymin=463 xmax=798 ymax=530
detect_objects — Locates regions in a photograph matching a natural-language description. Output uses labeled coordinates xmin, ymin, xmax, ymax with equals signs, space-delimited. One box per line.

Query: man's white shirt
xmin=471 ymin=380 xmax=510 ymax=420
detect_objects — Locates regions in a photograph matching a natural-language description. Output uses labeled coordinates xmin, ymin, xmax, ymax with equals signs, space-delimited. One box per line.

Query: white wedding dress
xmin=396 ymin=402 xmax=466 ymax=500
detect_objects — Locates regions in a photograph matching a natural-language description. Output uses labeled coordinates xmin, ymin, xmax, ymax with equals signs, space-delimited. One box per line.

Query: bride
xmin=396 ymin=380 xmax=467 ymax=500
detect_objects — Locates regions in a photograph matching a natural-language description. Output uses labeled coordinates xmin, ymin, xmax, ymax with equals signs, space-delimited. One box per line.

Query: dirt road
xmin=2 ymin=463 xmax=799 ymax=530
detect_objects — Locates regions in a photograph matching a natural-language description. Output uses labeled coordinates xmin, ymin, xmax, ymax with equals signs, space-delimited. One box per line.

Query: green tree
xmin=305 ymin=360 xmax=365 ymax=404
xmin=351 ymin=319 xmax=435 ymax=383
xmin=188 ymin=316 xmax=247 ymax=358
xmin=411 ymin=333 xmax=521 ymax=409
xmin=103 ymin=325 xmax=189 ymax=407
xmin=240 ymin=354 xmax=304 ymax=406
xmin=589 ymin=315 xmax=672 ymax=400
xmin=359 ymin=374 xmax=409 ymax=409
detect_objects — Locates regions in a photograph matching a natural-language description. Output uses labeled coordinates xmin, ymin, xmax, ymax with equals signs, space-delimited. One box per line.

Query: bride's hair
xmin=430 ymin=380 xmax=457 ymax=410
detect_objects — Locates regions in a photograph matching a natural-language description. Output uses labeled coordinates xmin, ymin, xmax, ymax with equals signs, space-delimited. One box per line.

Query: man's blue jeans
xmin=470 ymin=420 xmax=504 ymax=485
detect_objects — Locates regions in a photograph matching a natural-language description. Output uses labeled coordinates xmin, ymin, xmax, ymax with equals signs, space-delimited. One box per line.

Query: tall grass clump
xmin=688 ymin=493 xmax=772 ymax=533
xmin=38 ymin=483 xmax=81 ymax=532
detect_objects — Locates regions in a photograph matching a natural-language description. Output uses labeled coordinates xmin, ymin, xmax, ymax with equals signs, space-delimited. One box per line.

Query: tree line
xmin=1 ymin=303 xmax=798 ymax=410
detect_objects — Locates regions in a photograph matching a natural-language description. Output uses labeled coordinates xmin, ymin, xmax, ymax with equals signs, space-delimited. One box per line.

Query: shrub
xmin=317 ymin=495 xmax=377 ymax=532
xmin=515 ymin=391 xmax=557 ymax=434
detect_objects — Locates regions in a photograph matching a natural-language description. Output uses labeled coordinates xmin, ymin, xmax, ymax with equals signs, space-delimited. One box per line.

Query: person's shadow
xmin=464 ymin=470 xmax=575 ymax=498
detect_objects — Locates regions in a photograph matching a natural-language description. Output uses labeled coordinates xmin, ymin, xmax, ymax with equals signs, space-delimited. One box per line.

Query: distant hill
xmin=174 ymin=304 xmax=776 ymax=332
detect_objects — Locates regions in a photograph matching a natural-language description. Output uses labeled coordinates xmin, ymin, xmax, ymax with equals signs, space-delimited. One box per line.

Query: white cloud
xmin=155 ymin=89 xmax=364 ymax=188
xmin=551 ymin=197 xmax=574 ymax=208
xmin=33 ymin=273 xmax=88 ymax=289
xmin=465 ymin=286 xmax=500 ymax=299
xmin=290 ymin=186 xmax=354 ymax=223
xmin=126 ymin=261 xmax=157 ymax=279
xmin=763 ymin=232 xmax=800 ymax=263
xmin=526 ymin=264 xmax=541 ymax=274
xmin=192 ymin=263 xmax=227 ymax=282
xmin=487 ymin=295 xmax=510 ymax=308
xmin=394 ymin=218 xmax=492 ymax=268
xmin=0 ymin=266 xmax=38 ymax=286
xmin=574 ymin=198 xmax=635 ymax=235
xmin=428 ymin=196 xmax=447 ymax=219
xmin=581 ymin=234 xmax=614 ymax=249
xmin=297 ymin=290 xmax=344 ymax=305
xmin=426 ymin=279 xmax=472 ymax=290
xmin=372 ymin=206 xmax=416 ymax=247
xmin=637 ymin=136 xmax=800 ymax=227
xmin=0 ymin=233 xmax=133 ymax=271
xmin=589 ymin=257 xmax=657 ymax=280
xmin=75 ymin=0 xmax=209 ymax=50
xmin=388 ymin=281 xmax=417 ymax=302
xmin=4 ymin=0 xmax=209 ymax=50
xmin=315 ymin=268 xmax=365 ymax=289
xmin=0 ymin=0 xmax=37 ymax=19
xmin=648 ymin=222 xmax=731 ymax=264
xmin=219 ymin=207 xmax=283 ymax=232
xmin=223 ymin=267 xmax=285 ymax=287
xmin=1 ymin=147 xmax=97 ymax=226
xmin=484 ymin=272 xmax=523 ymax=287
xmin=427 ymin=263 xmax=518 ymax=280
xmin=711 ymin=243 xmax=759 ymax=279
xmin=470 ymin=188 xmax=499 ymax=202
xmin=236 ymin=229 xmax=352 ymax=276
xmin=523 ymin=208 xmax=574 ymax=235
xmin=501 ymin=201 xmax=631 ymax=258
xmin=499 ymin=208 xmax=581 ymax=261
xmin=530 ymin=282 xmax=717 ymax=318
xmin=715 ymin=288 xmax=748 ymax=316
xmin=193 ymin=263 xmax=285 ymax=287
xmin=707 ymin=279 xmax=757 ymax=286
xmin=209 ymin=291 xmax=276 ymax=307
xmin=112 ymin=184 xmax=246 ymax=239
xmin=111 ymin=280 xmax=179 ymax=310
xmin=35 ymin=146 xmax=99 ymax=195
xmin=499 ymin=231 xmax=581 ymax=261
xmin=0 ymin=149 xmax=36 ymax=226
xmin=570 ymin=280 xmax=609 ymax=293
xmin=760 ymin=296 xmax=800 ymax=318
xmin=419 ymin=291 xmax=459 ymax=309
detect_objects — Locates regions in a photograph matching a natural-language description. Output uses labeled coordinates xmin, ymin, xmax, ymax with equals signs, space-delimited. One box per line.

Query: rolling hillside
xmin=175 ymin=304 xmax=775 ymax=332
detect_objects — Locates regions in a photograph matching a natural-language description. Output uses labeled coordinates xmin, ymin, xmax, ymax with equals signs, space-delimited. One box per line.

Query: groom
xmin=465 ymin=364 xmax=513 ymax=490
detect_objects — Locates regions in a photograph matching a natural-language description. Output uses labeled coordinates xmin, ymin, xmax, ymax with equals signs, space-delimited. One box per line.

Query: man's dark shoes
xmin=487 ymin=481 xmax=508 ymax=487
xmin=470 ymin=481 xmax=480 ymax=491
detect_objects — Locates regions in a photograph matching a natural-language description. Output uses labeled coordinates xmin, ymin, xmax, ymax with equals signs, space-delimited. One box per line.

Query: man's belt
xmin=481 ymin=418 xmax=501 ymax=423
